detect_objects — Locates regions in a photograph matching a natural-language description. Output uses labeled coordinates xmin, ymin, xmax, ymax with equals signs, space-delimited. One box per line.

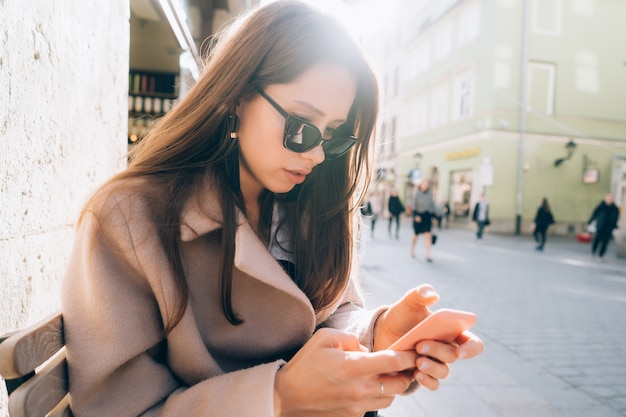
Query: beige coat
xmin=61 ymin=178 xmax=383 ymax=417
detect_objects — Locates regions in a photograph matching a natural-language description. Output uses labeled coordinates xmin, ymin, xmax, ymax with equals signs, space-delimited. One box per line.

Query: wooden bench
xmin=0 ymin=312 xmax=72 ymax=417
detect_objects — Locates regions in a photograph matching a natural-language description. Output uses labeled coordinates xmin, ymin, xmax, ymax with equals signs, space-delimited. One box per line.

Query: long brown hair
xmin=81 ymin=1 xmax=378 ymax=333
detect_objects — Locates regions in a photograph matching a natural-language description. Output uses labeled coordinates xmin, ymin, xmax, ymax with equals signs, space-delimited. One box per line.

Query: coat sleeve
xmin=317 ymin=239 xmax=388 ymax=352
xmin=319 ymin=275 xmax=388 ymax=352
xmin=62 ymin=196 xmax=283 ymax=417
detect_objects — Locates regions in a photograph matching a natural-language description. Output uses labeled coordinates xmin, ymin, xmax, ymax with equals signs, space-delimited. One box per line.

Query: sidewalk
xmin=358 ymin=218 xmax=626 ymax=417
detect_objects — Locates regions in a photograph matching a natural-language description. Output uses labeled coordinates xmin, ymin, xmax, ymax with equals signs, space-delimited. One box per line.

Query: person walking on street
xmin=588 ymin=193 xmax=620 ymax=261
xmin=472 ymin=193 xmax=490 ymax=242
xmin=368 ymin=189 xmax=383 ymax=238
xmin=442 ymin=201 xmax=450 ymax=229
xmin=410 ymin=179 xmax=436 ymax=261
xmin=532 ymin=197 xmax=555 ymax=251
xmin=387 ymin=188 xmax=405 ymax=239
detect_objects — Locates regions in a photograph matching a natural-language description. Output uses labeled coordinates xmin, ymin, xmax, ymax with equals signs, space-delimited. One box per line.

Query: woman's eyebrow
xmin=294 ymin=100 xmax=346 ymax=124
xmin=294 ymin=100 xmax=325 ymax=117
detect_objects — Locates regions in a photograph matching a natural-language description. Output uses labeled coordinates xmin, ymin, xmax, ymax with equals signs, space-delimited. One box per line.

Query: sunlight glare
xmin=259 ymin=0 xmax=400 ymax=40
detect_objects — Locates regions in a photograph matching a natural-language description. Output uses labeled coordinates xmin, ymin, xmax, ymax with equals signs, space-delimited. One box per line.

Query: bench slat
xmin=0 ymin=312 xmax=64 ymax=379
xmin=8 ymin=347 xmax=69 ymax=417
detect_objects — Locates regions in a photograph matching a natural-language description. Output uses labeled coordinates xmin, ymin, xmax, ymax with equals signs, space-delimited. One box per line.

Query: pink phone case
xmin=387 ymin=308 xmax=477 ymax=351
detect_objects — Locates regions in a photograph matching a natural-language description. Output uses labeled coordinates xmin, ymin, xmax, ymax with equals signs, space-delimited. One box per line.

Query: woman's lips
xmin=284 ymin=168 xmax=310 ymax=184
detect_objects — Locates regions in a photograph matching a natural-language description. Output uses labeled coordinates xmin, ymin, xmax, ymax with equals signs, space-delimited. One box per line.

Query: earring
xmin=227 ymin=113 xmax=239 ymax=139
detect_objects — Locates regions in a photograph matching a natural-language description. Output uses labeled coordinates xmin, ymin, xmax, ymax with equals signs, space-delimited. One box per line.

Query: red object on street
xmin=576 ymin=232 xmax=592 ymax=243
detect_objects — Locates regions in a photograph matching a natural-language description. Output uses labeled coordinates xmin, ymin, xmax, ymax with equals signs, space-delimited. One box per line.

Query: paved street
xmin=358 ymin=218 xmax=626 ymax=417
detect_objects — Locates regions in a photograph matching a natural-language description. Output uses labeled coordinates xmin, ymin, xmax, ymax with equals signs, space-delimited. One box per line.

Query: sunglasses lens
xmin=322 ymin=137 xmax=356 ymax=158
xmin=283 ymin=114 xmax=356 ymax=157
xmin=284 ymin=117 xmax=322 ymax=152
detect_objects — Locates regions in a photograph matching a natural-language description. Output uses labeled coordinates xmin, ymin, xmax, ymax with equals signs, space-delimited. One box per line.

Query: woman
xmin=410 ymin=179 xmax=436 ymax=261
xmin=387 ymin=188 xmax=405 ymax=239
xmin=532 ymin=197 xmax=555 ymax=251
xmin=61 ymin=2 xmax=483 ymax=416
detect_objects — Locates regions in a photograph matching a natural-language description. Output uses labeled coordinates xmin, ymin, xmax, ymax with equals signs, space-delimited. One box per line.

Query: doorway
xmin=449 ymin=170 xmax=473 ymax=220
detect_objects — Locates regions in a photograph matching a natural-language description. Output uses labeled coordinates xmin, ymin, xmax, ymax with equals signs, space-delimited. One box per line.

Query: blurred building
xmin=128 ymin=0 xmax=259 ymax=143
xmin=0 ymin=0 xmax=258 ymax=363
xmin=367 ymin=0 xmax=626 ymax=240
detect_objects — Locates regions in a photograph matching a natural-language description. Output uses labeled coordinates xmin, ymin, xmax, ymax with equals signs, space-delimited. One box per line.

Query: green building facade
xmin=372 ymin=0 xmax=626 ymax=242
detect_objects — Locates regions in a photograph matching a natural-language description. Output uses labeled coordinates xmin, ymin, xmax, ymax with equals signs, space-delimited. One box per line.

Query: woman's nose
xmin=304 ymin=143 xmax=326 ymax=166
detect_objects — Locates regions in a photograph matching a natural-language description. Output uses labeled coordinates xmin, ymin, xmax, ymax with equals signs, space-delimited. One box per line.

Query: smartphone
xmin=387 ymin=308 xmax=477 ymax=351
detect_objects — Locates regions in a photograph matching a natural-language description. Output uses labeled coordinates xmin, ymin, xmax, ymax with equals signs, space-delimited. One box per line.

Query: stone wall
xmin=0 ymin=1 xmax=129 ymax=413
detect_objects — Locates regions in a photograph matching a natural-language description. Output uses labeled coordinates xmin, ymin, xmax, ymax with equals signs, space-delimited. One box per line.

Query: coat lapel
xmin=179 ymin=182 xmax=315 ymax=319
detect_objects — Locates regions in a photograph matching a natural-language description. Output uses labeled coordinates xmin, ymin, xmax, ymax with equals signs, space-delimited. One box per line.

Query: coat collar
xmin=179 ymin=179 xmax=316 ymax=322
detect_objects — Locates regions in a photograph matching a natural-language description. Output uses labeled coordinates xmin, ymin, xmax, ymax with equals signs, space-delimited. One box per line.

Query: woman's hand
xmin=373 ymin=284 xmax=439 ymax=351
xmin=411 ymin=330 xmax=483 ymax=390
xmin=274 ymin=328 xmax=417 ymax=417
xmin=414 ymin=215 xmax=422 ymax=222
xmin=373 ymin=284 xmax=484 ymax=390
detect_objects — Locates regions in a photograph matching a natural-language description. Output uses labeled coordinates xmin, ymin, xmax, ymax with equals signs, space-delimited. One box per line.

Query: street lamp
xmin=554 ymin=139 xmax=577 ymax=167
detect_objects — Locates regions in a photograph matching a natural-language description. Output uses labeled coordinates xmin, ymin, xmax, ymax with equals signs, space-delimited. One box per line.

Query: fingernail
xmin=416 ymin=372 xmax=425 ymax=381
xmin=419 ymin=361 xmax=430 ymax=370
xmin=418 ymin=344 xmax=430 ymax=354
xmin=458 ymin=350 xmax=468 ymax=359
xmin=420 ymin=288 xmax=437 ymax=297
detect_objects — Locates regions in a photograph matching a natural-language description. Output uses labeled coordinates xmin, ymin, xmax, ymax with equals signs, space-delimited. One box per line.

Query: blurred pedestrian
xmin=472 ymin=193 xmax=490 ymax=242
xmin=368 ymin=189 xmax=383 ymax=238
xmin=442 ymin=201 xmax=450 ymax=228
xmin=532 ymin=197 xmax=555 ymax=251
xmin=433 ymin=201 xmax=444 ymax=230
xmin=387 ymin=188 xmax=405 ymax=239
xmin=410 ymin=179 xmax=436 ymax=261
xmin=587 ymin=193 xmax=620 ymax=261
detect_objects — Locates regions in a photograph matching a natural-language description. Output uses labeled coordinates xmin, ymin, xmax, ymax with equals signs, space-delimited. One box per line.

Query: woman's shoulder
xmin=86 ymin=177 xmax=159 ymax=226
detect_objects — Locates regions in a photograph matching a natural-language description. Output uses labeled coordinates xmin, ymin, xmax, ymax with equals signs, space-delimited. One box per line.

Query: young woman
xmin=410 ymin=179 xmax=436 ymax=261
xmin=61 ymin=2 xmax=483 ymax=416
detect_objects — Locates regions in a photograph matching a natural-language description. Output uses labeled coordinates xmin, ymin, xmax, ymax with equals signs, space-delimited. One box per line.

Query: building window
xmin=572 ymin=0 xmax=595 ymax=16
xmin=434 ymin=22 xmax=452 ymax=61
xmin=494 ymin=45 xmax=513 ymax=88
xmin=527 ymin=62 xmax=556 ymax=115
xmin=403 ymin=92 xmax=428 ymax=135
xmin=393 ymin=66 xmax=400 ymax=97
xmin=389 ymin=117 xmax=397 ymax=155
xmin=430 ymin=80 xmax=450 ymax=128
xmin=415 ymin=92 xmax=428 ymax=134
xmin=378 ymin=124 xmax=386 ymax=158
xmin=376 ymin=121 xmax=386 ymax=160
xmin=532 ymin=0 xmax=562 ymax=35
xmin=413 ymin=40 xmax=431 ymax=76
xmin=453 ymin=65 xmax=474 ymax=119
xmin=406 ymin=53 xmax=418 ymax=82
xmin=575 ymin=51 xmax=599 ymax=92
xmin=457 ymin=2 xmax=481 ymax=47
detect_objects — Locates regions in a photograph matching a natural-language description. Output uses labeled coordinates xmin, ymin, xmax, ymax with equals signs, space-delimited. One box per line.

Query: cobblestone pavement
xmin=359 ymin=219 xmax=626 ymax=417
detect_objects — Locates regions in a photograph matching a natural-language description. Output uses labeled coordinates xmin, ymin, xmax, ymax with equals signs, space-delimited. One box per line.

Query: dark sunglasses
xmin=256 ymin=88 xmax=357 ymax=158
